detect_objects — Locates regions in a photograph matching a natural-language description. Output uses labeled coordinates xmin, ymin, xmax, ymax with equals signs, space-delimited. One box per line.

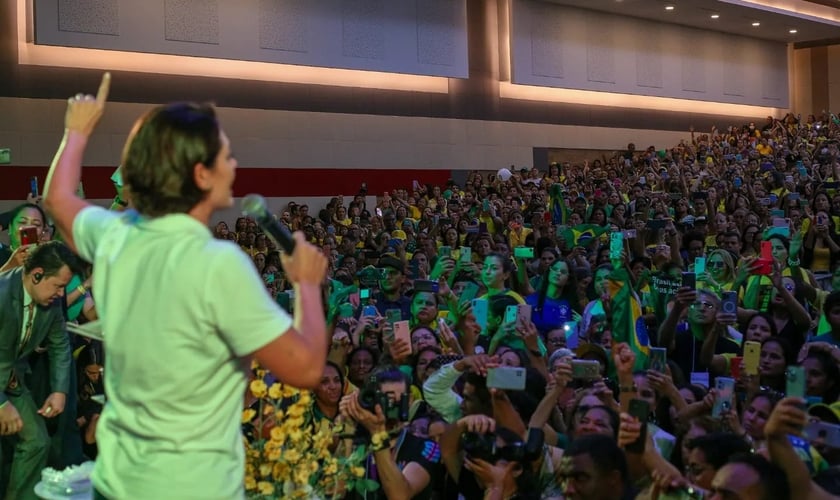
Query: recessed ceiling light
xmin=710 ymin=14 xmax=720 ymax=19
xmin=665 ymin=5 xmax=675 ymax=11
xmin=789 ymin=29 xmax=798 ymax=34
xmin=752 ymin=22 xmax=761 ymax=27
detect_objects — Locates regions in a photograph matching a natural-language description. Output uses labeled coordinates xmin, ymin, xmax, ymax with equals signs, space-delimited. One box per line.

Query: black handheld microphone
xmin=240 ymin=194 xmax=296 ymax=254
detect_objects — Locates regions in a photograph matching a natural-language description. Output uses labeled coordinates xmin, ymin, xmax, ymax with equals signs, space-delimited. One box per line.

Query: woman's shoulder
xmin=505 ymin=289 xmax=526 ymax=303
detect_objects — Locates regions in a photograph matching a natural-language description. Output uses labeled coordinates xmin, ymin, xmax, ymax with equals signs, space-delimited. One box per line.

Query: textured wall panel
xmin=761 ymin=45 xmax=785 ymax=101
xmin=586 ymin=16 xmax=614 ymax=84
xmin=509 ymin=0 xmax=788 ymax=107
xmin=722 ymin=37 xmax=745 ymax=97
xmin=58 ymin=0 xmax=119 ymax=35
xmin=164 ymin=0 xmax=219 ymax=45
xmin=32 ymin=0 xmax=466 ymax=79
xmin=342 ymin=0 xmax=385 ymax=59
xmin=416 ymin=0 xmax=455 ymax=66
xmin=636 ymin=25 xmax=662 ymax=89
xmin=530 ymin=2 xmax=564 ymax=78
xmin=258 ymin=0 xmax=308 ymax=53
xmin=681 ymin=32 xmax=706 ymax=93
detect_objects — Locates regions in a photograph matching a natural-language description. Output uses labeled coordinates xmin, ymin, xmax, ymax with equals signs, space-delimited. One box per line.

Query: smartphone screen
xmin=19 ymin=226 xmax=39 ymax=247
xmin=625 ymin=399 xmax=650 ymax=453
xmin=504 ymin=305 xmax=518 ymax=325
xmin=721 ymin=291 xmax=737 ymax=315
xmin=393 ymin=320 xmax=411 ymax=352
xmin=760 ymin=241 xmax=773 ymax=261
xmin=385 ymin=309 xmax=402 ymax=326
xmin=694 ymin=257 xmax=706 ymax=275
xmin=681 ymin=272 xmax=696 ymax=289
xmin=459 ymin=282 xmax=479 ymax=304
xmin=471 ymin=298 xmax=488 ymax=332
xmin=517 ymin=304 xmax=532 ymax=328
xmin=786 ymin=366 xmax=805 ymax=398
xmin=743 ymin=341 xmax=760 ymax=375
xmin=609 ymin=232 xmax=623 ymax=260
xmin=712 ymin=377 xmax=735 ymax=418
xmin=486 ymin=367 xmax=526 ymax=390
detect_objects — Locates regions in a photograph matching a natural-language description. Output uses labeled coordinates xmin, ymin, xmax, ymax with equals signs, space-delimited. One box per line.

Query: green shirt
xmin=74 ymin=207 xmax=291 ymax=499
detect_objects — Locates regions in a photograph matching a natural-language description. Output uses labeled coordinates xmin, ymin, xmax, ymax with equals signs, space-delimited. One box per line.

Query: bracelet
xmin=76 ymin=285 xmax=87 ymax=295
xmin=619 ymin=384 xmax=638 ymax=393
xmin=370 ymin=430 xmax=390 ymax=452
xmin=787 ymin=258 xmax=800 ymax=267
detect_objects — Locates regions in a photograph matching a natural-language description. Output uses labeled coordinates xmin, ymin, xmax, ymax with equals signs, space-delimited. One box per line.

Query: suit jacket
xmin=0 ymin=267 xmax=71 ymax=404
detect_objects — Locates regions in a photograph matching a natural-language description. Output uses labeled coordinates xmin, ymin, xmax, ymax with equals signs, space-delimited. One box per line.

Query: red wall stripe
xmin=0 ymin=166 xmax=454 ymax=199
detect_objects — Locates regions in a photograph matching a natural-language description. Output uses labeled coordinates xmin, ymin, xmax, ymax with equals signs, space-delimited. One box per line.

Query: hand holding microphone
xmin=241 ymin=194 xmax=326 ymax=286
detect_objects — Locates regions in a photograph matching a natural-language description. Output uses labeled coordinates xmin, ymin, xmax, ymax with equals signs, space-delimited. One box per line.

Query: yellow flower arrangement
xmin=242 ymin=369 xmax=379 ymax=499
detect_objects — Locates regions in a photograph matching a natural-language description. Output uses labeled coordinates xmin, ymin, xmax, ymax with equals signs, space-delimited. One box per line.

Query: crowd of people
xmin=2 ymin=94 xmax=840 ymax=499
xmin=227 ymin=112 xmax=840 ymax=499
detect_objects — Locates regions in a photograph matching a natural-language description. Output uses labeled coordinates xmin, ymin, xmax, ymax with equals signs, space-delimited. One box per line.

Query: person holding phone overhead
xmin=42 ymin=73 xmax=329 ymax=499
xmin=0 ymin=203 xmax=49 ymax=273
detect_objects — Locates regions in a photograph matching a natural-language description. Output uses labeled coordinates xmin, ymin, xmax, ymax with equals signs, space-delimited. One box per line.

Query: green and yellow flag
xmin=560 ymin=224 xmax=609 ymax=247
xmin=607 ymin=267 xmax=650 ymax=371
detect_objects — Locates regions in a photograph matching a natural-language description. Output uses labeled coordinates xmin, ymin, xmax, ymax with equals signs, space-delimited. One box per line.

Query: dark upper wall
xmin=0 ymin=0 xmax=777 ymax=132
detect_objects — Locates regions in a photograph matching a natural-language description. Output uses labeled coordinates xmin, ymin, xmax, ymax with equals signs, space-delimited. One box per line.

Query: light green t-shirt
xmin=73 ymin=207 xmax=291 ymax=499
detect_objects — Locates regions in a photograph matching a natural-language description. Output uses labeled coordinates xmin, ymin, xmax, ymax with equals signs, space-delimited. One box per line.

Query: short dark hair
xmin=7 ymin=203 xmax=48 ymax=249
xmin=725 ymin=453 xmax=790 ymax=500
xmin=122 ymin=102 xmax=222 ymax=217
xmin=683 ymin=231 xmax=706 ymax=249
xmin=565 ymin=434 xmax=629 ymax=485
xmin=7 ymin=203 xmax=47 ymax=231
xmin=721 ymin=230 xmax=741 ymax=241
xmin=23 ymin=241 xmax=79 ymax=277
xmin=686 ymin=433 xmax=752 ymax=470
xmin=369 ymin=366 xmax=409 ymax=393
xmin=574 ymin=404 xmax=620 ymax=439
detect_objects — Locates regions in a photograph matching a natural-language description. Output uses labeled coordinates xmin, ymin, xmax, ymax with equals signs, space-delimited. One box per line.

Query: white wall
xmin=510 ymin=0 xmax=789 ymax=108
xmin=33 ymin=0 xmax=469 ymax=78
xmin=0 ymin=96 xmax=692 ymax=170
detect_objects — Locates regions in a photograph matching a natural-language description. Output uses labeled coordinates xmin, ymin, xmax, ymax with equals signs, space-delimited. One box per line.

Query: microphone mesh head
xmin=241 ymin=194 xmax=267 ymax=217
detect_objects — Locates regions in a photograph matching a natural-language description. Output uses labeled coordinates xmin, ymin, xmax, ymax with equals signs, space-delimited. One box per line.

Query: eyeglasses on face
xmin=691 ymin=301 xmax=716 ymax=310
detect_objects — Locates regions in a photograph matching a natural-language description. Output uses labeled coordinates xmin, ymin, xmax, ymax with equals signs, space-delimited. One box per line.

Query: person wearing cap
xmin=807 ymin=401 xmax=840 ymax=465
xmin=373 ymin=255 xmax=411 ymax=320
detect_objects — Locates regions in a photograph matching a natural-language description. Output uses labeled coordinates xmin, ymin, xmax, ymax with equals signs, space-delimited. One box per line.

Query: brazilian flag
xmin=607 ymin=267 xmax=650 ymax=371
xmin=560 ymin=224 xmax=609 ymax=247
xmin=550 ymin=184 xmax=570 ymax=225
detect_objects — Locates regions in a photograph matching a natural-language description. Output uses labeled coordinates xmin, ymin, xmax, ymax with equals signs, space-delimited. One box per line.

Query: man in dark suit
xmin=0 ymin=241 xmax=74 ymax=500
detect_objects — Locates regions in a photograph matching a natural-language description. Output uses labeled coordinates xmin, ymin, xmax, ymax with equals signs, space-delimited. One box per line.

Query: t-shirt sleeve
xmin=206 ymin=245 xmax=293 ymax=357
xmin=72 ymin=205 xmax=121 ymax=263
xmin=405 ymin=435 xmax=442 ymax=477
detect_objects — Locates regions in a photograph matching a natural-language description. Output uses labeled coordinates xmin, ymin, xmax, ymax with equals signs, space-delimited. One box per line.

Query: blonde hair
xmin=707 ymin=248 xmax=735 ymax=283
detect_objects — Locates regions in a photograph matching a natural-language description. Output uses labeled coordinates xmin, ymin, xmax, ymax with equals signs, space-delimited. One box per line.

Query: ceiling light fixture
xmin=789 ymin=28 xmax=798 ymax=34
xmin=752 ymin=22 xmax=760 ymax=27
xmin=665 ymin=5 xmax=675 ymax=11
xmin=710 ymin=13 xmax=720 ymax=19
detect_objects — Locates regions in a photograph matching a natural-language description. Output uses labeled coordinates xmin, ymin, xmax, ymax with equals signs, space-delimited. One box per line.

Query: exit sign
xmin=0 ymin=149 xmax=10 ymax=164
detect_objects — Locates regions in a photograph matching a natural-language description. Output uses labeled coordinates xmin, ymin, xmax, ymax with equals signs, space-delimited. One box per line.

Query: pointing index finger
xmin=96 ymin=72 xmax=111 ymax=103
